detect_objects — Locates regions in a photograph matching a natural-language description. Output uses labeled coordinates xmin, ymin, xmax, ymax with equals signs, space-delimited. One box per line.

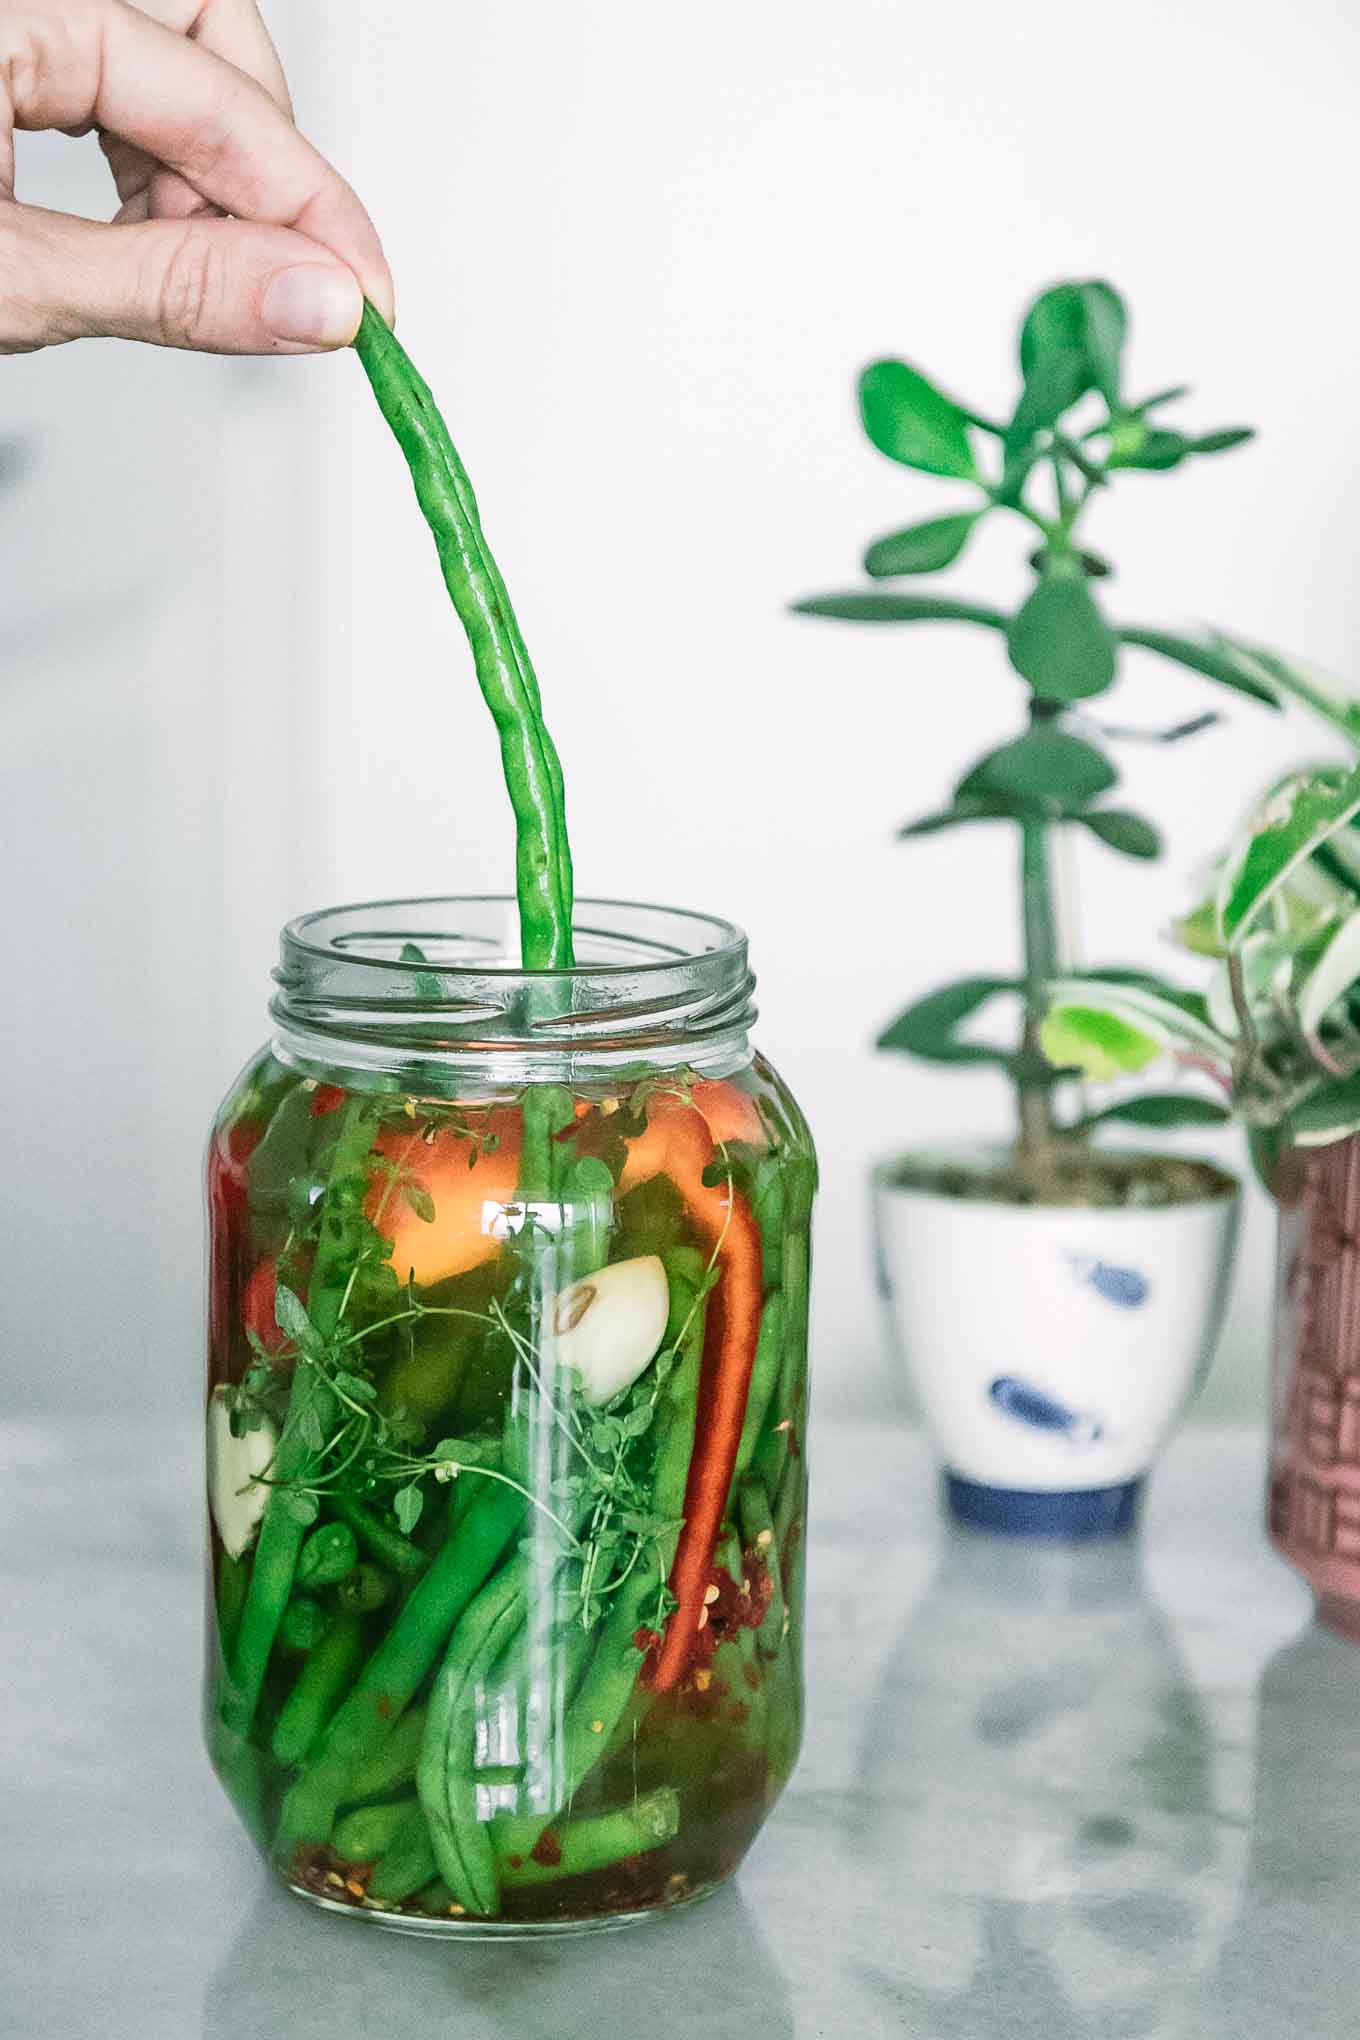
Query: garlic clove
xmin=550 ymin=1255 xmax=671 ymax=1405
xmin=207 ymin=1385 xmax=277 ymax=1558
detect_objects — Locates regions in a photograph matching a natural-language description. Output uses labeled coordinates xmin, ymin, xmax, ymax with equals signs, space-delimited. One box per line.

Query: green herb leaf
xmin=402 ymin=1181 xmax=437 ymax=1223
xmin=279 ymin=1489 xmax=320 ymax=1528
xmin=1078 ymin=808 xmax=1162 ymax=859
xmin=332 ymin=1369 xmax=378 ymax=1402
xmin=299 ymin=1404 xmax=324 ymax=1453
xmin=956 ymin=728 xmax=1116 ymax=812
xmin=857 ymin=359 xmax=977 ymax=479
xmin=791 ymin=591 xmax=1008 ymax=628
xmin=863 ymin=512 xmax=980 ymax=578
xmin=394 ymin=1483 xmax=425 ymax=1535
xmin=1007 ymin=575 xmax=1118 ymax=702
xmin=273 ymin=1285 xmax=325 ymax=1361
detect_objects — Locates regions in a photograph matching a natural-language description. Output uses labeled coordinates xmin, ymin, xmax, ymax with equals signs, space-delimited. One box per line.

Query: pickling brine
xmin=204 ymin=899 xmax=814 ymax=1934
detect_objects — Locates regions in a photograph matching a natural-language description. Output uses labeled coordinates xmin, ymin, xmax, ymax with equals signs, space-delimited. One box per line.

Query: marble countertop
xmin=5 ymin=1414 xmax=1356 ymax=2040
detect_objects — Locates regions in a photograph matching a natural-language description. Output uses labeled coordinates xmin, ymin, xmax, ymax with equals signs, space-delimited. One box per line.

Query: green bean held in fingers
xmin=352 ymin=304 xmax=575 ymax=971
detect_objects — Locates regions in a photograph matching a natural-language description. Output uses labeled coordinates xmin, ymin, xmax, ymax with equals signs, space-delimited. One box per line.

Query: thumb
xmin=0 ymin=203 xmax=365 ymax=355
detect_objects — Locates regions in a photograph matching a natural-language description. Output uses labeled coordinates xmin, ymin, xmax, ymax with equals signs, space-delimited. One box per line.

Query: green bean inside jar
xmin=202 ymin=313 xmax=815 ymax=1935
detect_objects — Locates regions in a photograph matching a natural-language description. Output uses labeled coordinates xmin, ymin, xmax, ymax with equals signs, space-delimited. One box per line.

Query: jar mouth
xmin=271 ymin=895 xmax=756 ymax=1083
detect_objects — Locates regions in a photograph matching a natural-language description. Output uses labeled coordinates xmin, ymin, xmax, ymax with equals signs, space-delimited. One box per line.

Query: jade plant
xmin=1045 ymin=758 xmax=1360 ymax=1164
xmin=795 ymin=278 xmax=1351 ymax=1181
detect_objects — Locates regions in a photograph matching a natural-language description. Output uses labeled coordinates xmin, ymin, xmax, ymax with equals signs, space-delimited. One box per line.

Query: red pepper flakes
xmin=633 ymin=1626 xmax=661 ymax=1655
xmin=530 ymin=1830 xmax=563 ymax=1868
xmin=506 ymin=1855 xmax=524 ymax=1871
xmin=311 ymin=1084 xmax=347 ymax=1117
xmin=377 ymin=1694 xmax=393 ymax=1718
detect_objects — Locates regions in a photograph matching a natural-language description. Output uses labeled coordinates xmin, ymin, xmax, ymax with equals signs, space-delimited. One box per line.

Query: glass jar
xmin=203 ymin=898 xmax=816 ymax=1935
xmin=1268 ymin=1135 xmax=1360 ymax=1639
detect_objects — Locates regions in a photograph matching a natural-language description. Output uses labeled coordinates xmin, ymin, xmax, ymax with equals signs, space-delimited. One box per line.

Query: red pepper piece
xmin=620 ymin=1092 xmax=763 ymax=1692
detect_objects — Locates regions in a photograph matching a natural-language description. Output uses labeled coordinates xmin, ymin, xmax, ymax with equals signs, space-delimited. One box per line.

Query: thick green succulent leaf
xmin=1019 ymin=279 xmax=1127 ymax=409
xmin=1078 ymin=808 xmax=1162 ymax=859
xmin=1007 ymin=349 xmax=1088 ymax=448
xmin=1107 ymin=428 xmax=1190 ymax=471
xmin=1070 ymin=1092 xmax=1231 ymax=1133
xmin=1193 ymin=427 xmax=1255 ymax=454
xmin=791 ymin=591 xmax=1007 ymax=628
xmin=864 ymin=511 xmax=980 ymax=578
xmin=858 ymin=360 xmax=977 ymax=479
xmin=1218 ymin=767 xmax=1360 ymax=947
xmin=1116 ymin=627 xmax=1282 ymax=709
xmin=1008 ymin=574 xmax=1118 ymax=702
xmin=896 ymin=795 xmax=1011 ymax=838
xmin=878 ymin=976 xmax=1025 ymax=1070
xmin=1040 ymin=1005 xmax=1163 ymax=1083
xmin=956 ymin=727 xmax=1116 ymax=812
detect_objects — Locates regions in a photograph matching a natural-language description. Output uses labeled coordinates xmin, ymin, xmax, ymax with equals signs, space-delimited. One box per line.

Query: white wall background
xmin=3 ymin=0 xmax=1359 ymax=1417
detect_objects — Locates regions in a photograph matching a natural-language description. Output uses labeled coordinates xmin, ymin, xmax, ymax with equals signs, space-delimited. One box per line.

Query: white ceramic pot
xmin=872 ymin=1147 xmax=1241 ymax=1536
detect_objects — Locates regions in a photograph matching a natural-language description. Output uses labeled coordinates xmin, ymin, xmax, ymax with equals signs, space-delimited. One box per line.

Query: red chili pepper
xmin=206 ymin=1117 xmax=261 ymax=1355
xmin=310 ymin=1084 xmax=347 ymax=1117
xmin=620 ymin=1092 xmax=763 ymax=1693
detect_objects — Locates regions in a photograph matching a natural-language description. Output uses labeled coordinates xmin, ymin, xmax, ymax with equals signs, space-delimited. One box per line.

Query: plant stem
xmin=1017 ymin=812 xmax=1061 ymax=1160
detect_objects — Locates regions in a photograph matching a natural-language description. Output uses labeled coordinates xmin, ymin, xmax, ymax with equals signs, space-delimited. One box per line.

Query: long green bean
xmin=275 ymin=1480 xmax=523 ymax=1856
xmin=272 ymin=1613 xmax=365 ymax=1768
xmin=497 ymin=1787 xmax=679 ymax=1887
xmin=326 ymin=1494 xmax=429 ymax=1580
xmin=222 ymin=1099 xmax=377 ymax=1738
xmin=352 ymin=305 xmax=574 ymax=970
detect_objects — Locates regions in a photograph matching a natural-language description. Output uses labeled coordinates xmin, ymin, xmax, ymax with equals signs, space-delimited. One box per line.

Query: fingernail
xmin=262 ymin=265 xmax=362 ymax=347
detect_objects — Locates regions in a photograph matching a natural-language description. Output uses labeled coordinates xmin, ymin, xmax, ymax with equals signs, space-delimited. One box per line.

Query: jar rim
xmin=270 ymin=895 xmax=757 ymax=1085
xmin=282 ymin=893 xmax=747 ymax=980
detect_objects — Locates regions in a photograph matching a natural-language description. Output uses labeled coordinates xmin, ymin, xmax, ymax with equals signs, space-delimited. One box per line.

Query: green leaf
xmin=1040 ymin=1005 xmax=1163 ymax=1082
xmin=1046 ymin=975 xmax=1229 ymax=1061
xmin=1007 ymin=348 xmax=1089 ymax=447
xmin=273 ymin=1285 xmax=325 ymax=1361
xmin=1070 ymin=1092 xmax=1231 ymax=1133
xmin=791 ymin=592 xmax=1007 ymax=628
xmin=864 ymin=512 xmax=980 ymax=578
xmin=1291 ymin=1076 xmax=1360 ymax=1147
xmin=1078 ymin=808 xmax=1162 ymax=859
xmin=1008 ymin=573 xmax=1118 ymax=702
xmin=1207 ymin=635 xmax=1360 ymax=739
xmin=1297 ymin=915 xmax=1360 ymax=1038
xmin=956 ymin=728 xmax=1116 ymax=812
xmin=394 ymin=1483 xmax=425 ymax=1535
xmin=897 ymin=795 xmax=1011 ymax=838
xmin=1116 ymin=627 xmax=1282 ymax=709
xmin=877 ymin=976 xmax=1023 ymax=1070
xmin=1108 ymin=428 xmax=1190 ymax=471
xmin=1218 ymin=768 xmax=1360 ymax=947
xmin=401 ymin=1181 xmax=437 ymax=1223
xmin=1018 ymin=280 xmax=1127 ymax=409
xmin=1192 ymin=427 xmax=1255 ymax=454
xmin=858 ymin=360 xmax=977 ymax=479
xmin=280 ymin=1489 xmax=320 ymax=1529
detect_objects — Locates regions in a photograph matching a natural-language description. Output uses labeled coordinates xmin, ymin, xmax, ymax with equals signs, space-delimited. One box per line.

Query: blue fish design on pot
xmin=989 ymin=1376 xmax=1103 ymax=1446
xmin=1068 ymin=1255 xmax=1150 ymax=1310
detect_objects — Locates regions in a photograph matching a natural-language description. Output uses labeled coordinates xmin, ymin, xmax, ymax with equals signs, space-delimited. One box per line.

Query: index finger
xmin=13 ymin=0 xmax=392 ymax=318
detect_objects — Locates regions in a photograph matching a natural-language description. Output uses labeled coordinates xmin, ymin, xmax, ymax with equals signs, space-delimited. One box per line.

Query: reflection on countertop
xmin=8 ymin=1417 xmax=1359 ymax=2040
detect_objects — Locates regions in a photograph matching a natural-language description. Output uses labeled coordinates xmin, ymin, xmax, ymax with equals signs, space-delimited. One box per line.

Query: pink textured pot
xmin=1269 ymin=1135 xmax=1360 ymax=1639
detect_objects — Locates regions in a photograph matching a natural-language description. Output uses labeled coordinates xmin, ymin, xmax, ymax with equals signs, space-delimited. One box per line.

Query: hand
xmin=0 ymin=0 xmax=393 ymax=354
